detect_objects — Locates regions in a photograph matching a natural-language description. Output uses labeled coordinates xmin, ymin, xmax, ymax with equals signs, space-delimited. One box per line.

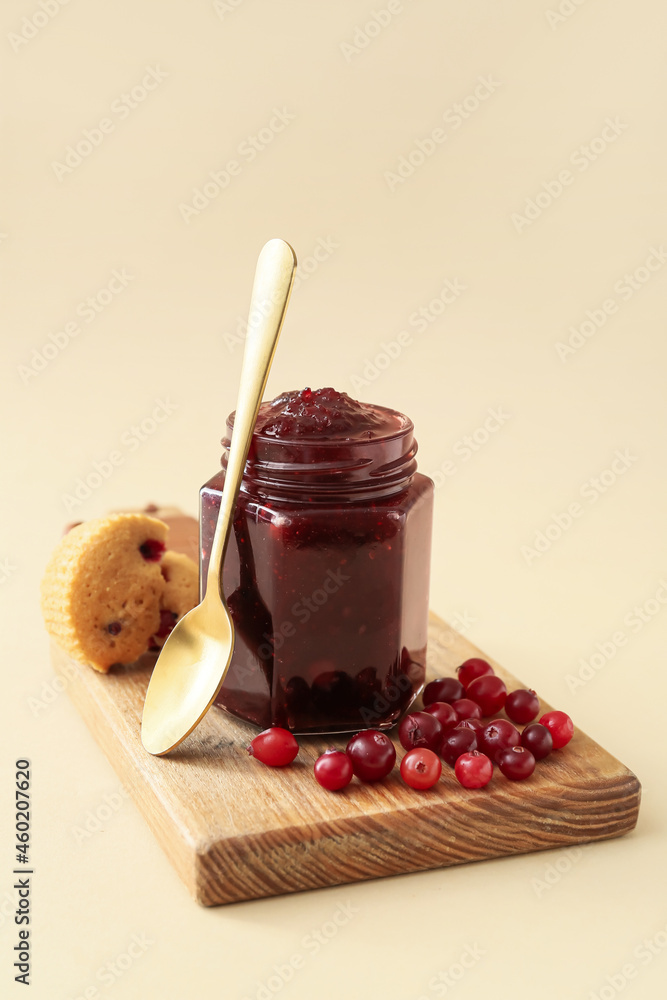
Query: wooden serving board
xmin=50 ymin=519 xmax=640 ymax=907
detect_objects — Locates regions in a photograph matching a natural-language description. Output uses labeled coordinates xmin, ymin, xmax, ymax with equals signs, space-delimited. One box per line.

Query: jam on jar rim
xmin=222 ymin=391 xmax=419 ymax=501
xmin=252 ymin=386 xmax=404 ymax=442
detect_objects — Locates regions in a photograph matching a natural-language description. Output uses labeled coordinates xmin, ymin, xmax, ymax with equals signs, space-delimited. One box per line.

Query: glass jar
xmin=199 ymin=389 xmax=433 ymax=734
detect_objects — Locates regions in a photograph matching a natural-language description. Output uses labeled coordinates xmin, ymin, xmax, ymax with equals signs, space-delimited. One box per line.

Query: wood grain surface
xmin=50 ymin=516 xmax=641 ymax=906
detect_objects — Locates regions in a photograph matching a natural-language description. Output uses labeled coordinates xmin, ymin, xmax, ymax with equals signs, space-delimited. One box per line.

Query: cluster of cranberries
xmin=246 ymin=657 xmax=574 ymax=793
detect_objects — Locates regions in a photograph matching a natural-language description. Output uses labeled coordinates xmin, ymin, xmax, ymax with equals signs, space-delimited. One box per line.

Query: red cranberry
xmin=314 ymin=750 xmax=353 ymax=791
xmin=284 ymin=675 xmax=310 ymax=712
xmin=455 ymin=751 xmax=493 ymax=789
xmin=346 ymin=730 xmax=396 ymax=782
xmin=423 ymin=677 xmax=465 ymax=706
xmin=451 ymin=698 xmax=483 ymax=722
xmin=423 ymin=702 xmax=458 ymax=732
xmin=398 ymin=711 xmax=443 ymax=752
xmin=539 ymin=710 xmax=574 ymax=749
xmin=248 ymin=727 xmax=299 ymax=766
xmin=466 ymin=674 xmax=507 ymax=716
xmin=311 ymin=669 xmax=356 ymax=712
xmin=455 ymin=718 xmax=484 ymax=734
xmin=520 ymin=723 xmax=553 ymax=760
xmin=400 ymin=748 xmax=442 ymax=790
xmin=440 ymin=727 xmax=477 ymax=766
xmin=154 ymin=609 xmax=177 ymax=639
xmin=505 ymin=689 xmax=540 ymax=725
xmin=477 ymin=719 xmax=521 ymax=762
xmin=106 ymin=621 xmax=122 ymax=635
xmin=497 ymin=746 xmax=536 ymax=780
xmin=457 ymin=657 xmax=494 ymax=689
xmin=139 ymin=538 xmax=166 ymax=562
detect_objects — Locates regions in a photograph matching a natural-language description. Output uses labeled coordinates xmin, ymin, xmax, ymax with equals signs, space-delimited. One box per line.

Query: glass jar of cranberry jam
xmin=200 ymin=387 xmax=433 ymax=734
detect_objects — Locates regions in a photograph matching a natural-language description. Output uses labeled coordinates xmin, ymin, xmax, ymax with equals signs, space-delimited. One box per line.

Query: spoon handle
xmin=205 ymin=238 xmax=297 ymax=598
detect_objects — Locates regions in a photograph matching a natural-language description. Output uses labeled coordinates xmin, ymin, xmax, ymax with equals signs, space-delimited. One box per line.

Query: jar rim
xmin=221 ymin=404 xmax=419 ymax=500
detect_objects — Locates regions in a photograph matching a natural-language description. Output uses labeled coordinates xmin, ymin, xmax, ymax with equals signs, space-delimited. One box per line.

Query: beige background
xmin=2 ymin=0 xmax=667 ymax=997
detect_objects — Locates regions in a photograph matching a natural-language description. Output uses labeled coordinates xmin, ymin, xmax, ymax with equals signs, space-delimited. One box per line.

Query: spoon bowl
xmin=141 ymin=594 xmax=235 ymax=755
xmin=141 ymin=238 xmax=296 ymax=755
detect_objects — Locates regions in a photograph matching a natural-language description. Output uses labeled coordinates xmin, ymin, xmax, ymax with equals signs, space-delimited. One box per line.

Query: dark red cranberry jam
xmin=200 ymin=387 xmax=433 ymax=734
xmin=256 ymin=386 xmax=400 ymax=439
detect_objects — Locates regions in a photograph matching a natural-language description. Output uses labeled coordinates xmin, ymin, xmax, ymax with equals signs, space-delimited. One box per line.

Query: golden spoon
xmin=141 ymin=238 xmax=297 ymax=755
